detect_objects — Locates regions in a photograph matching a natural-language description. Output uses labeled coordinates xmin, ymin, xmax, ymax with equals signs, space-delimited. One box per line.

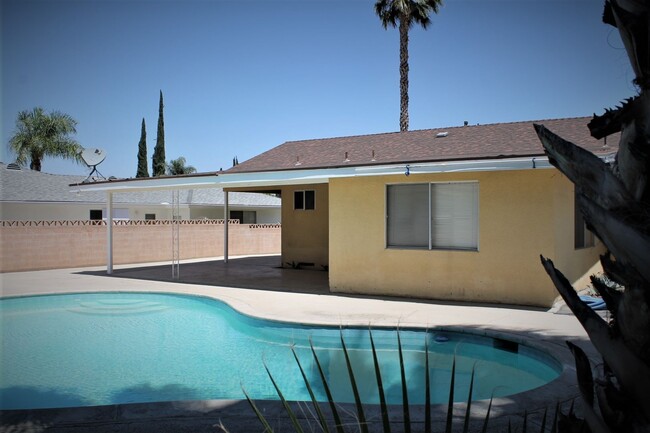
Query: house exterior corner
xmin=328 ymin=168 xmax=604 ymax=307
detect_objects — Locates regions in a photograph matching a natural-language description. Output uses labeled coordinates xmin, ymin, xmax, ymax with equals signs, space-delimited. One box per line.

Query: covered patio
xmin=81 ymin=254 xmax=330 ymax=296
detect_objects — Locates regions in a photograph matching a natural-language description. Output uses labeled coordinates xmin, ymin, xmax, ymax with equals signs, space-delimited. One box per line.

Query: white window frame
xmin=386 ymin=181 xmax=479 ymax=251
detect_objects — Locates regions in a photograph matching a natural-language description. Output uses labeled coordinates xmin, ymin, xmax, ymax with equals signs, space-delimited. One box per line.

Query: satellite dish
xmin=81 ymin=148 xmax=106 ymax=166
xmin=80 ymin=147 xmax=107 ymax=183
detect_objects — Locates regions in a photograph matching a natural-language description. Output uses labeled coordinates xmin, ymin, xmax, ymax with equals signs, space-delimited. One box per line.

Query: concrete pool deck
xmin=1 ymin=255 xmax=598 ymax=432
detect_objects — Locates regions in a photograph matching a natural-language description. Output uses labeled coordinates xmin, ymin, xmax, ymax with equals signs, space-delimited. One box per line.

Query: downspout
xmin=224 ymin=190 xmax=229 ymax=263
xmin=107 ymin=191 xmax=113 ymax=274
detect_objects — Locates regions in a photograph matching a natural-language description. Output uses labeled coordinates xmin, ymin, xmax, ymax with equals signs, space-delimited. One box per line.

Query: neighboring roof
xmin=226 ymin=117 xmax=618 ymax=174
xmin=0 ymin=163 xmax=280 ymax=207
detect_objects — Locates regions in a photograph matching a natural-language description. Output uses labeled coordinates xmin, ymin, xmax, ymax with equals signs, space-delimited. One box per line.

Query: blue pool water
xmin=0 ymin=293 xmax=561 ymax=410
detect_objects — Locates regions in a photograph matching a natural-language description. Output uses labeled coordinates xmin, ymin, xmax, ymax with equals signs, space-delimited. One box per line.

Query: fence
xmin=0 ymin=220 xmax=281 ymax=272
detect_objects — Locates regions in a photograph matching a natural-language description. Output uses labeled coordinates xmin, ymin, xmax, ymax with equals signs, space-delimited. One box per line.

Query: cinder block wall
xmin=0 ymin=221 xmax=281 ymax=272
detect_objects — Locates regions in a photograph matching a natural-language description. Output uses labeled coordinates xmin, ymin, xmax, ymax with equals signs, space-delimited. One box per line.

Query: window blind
xmin=387 ymin=184 xmax=429 ymax=247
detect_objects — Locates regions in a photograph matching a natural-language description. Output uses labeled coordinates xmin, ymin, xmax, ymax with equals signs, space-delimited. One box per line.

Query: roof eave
xmin=70 ymin=173 xmax=221 ymax=193
xmin=218 ymin=155 xmax=558 ymax=189
xmin=68 ymin=153 xmax=616 ymax=193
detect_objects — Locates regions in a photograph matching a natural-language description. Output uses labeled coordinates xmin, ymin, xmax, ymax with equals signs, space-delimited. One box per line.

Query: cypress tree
xmin=152 ymin=90 xmax=166 ymax=176
xmin=136 ymin=118 xmax=149 ymax=178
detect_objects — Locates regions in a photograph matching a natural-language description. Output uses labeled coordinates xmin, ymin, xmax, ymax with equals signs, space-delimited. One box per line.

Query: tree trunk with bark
xmin=399 ymin=13 xmax=409 ymax=132
xmin=535 ymin=1 xmax=650 ymax=431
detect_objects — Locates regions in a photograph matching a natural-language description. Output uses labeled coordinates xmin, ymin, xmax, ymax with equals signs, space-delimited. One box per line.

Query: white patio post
xmin=224 ymin=189 xmax=229 ymax=263
xmin=106 ymin=191 xmax=113 ymax=274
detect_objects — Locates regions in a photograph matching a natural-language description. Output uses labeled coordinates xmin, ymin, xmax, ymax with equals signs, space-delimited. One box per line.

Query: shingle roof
xmin=0 ymin=163 xmax=280 ymax=207
xmin=227 ymin=117 xmax=618 ymax=173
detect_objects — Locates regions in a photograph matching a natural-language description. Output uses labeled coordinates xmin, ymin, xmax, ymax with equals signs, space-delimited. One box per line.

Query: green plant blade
xmin=550 ymin=401 xmax=559 ymax=433
xmin=539 ymin=406 xmax=548 ymax=433
xmin=264 ymin=362 xmax=305 ymax=433
xmin=242 ymin=386 xmax=274 ymax=433
xmin=425 ymin=334 xmax=431 ymax=433
xmin=462 ymin=363 xmax=476 ymax=433
xmin=291 ymin=345 xmax=330 ymax=433
xmin=397 ymin=329 xmax=411 ymax=433
xmin=446 ymin=357 xmax=456 ymax=433
xmin=480 ymin=393 xmax=494 ymax=433
xmin=522 ymin=409 xmax=527 ymax=433
xmin=310 ymin=338 xmax=345 ymax=433
xmin=369 ymin=328 xmax=391 ymax=433
xmin=340 ymin=328 xmax=368 ymax=433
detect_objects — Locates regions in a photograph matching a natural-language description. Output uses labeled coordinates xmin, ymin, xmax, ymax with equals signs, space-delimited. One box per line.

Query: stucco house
xmin=218 ymin=117 xmax=616 ymax=307
xmin=0 ymin=163 xmax=281 ymax=223
xmin=72 ymin=116 xmax=615 ymax=307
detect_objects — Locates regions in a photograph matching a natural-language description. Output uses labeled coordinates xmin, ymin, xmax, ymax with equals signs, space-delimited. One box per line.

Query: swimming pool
xmin=0 ymin=292 xmax=561 ymax=410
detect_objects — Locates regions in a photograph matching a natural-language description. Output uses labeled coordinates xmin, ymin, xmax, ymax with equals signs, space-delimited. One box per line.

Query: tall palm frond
xmin=8 ymin=107 xmax=81 ymax=171
xmin=166 ymin=156 xmax=197 ymax=176
xmin=374 ymin=0 xmax=442 ymax=132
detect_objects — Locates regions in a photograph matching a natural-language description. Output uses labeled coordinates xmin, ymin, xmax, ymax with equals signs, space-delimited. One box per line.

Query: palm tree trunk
xmin=30 ymin=151 xmax=42 ymax=172
xmin=534 ymin=1 xmax=650 ymax=430
xmin=399 ymin=14 xmax=409 ymax=132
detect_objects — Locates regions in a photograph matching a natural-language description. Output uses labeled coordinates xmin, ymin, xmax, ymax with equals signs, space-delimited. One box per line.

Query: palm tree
xmin=166 ymin=156 xmax=197 ymax=176
xmin=8 ymin=107 xmax=81 ymax=171
xmin=375 ymin=0 xmax=442 ymax=132
xmin=535 ymin=1 xmax=650 ymax=431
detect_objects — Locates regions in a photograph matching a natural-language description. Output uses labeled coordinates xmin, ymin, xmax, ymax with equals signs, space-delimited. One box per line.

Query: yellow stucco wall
xmin=328 ymin=169 xmax=603 ymax=307
xmin=281 ymin=184 xmax=329 ymax=268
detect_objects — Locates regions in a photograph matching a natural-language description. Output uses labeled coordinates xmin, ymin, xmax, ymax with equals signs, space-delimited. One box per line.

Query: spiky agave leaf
xmin=533 ymin=123 xmax=634 ymax=211
xmin=577 ymin=194 xmax=650 ymax=283
xmin=368 ymin=328 xmax=391 ymax=433
xmin=480 ymin=393 xmax=494 ymax=433
xmin=339 ymin=328 xmax=368 ymax=433
xmin=264 ymin=362 xmax=305 ymax=433
xmin=539 ymin=406 xmax=548 ymax=433
xmin=445 ymin=357 xmax=456 ymax=433
xmin=523 ymin=410 xmax=527 ymax=433
xmin=550 ymin=401 xmax=559 ymax=433
xmin=290 ymin=345 xmax=330 ymax=433
xmin=461 ymin=363 xmax=476 ymax=433
xmin=567 ymin=341 xmax=612 ymax=433
xmin=397 ymin=329 xmax=411 ymax=433
xmin=309 ymin=338 xmax=345 ymax=433
xmin=541 ymin=257 xmax=650 ymax=417
xmin=242 ymin=386 xmax=274 ymax=433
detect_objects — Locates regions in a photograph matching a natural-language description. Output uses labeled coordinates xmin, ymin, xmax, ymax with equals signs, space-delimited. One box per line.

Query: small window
xmin=229 ymin=210 xmax=257 ymax=224
xmin=145 ymin=213 xmax=156 ymax=220
xmin=575 ymin=192 xmax=595 ymax=249
xmin=294 ymin=190 xmax=315 ymax=210
xmin=90 ymin=209 xmax=102 ymax=220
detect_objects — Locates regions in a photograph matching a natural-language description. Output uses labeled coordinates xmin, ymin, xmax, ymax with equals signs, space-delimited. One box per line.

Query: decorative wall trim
xmin=0 ymin=221 xmax=281 ymax=272
xmin=0 ymin=219 xmax=269 ymax=227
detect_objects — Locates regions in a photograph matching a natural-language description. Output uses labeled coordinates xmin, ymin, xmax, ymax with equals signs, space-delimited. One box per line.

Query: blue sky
xmin=1 ymin=0 xmax=636 ymax=178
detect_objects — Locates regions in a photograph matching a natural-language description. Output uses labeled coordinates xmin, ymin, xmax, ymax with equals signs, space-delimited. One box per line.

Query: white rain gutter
xmin=69 ymin=154 xmax=617 ymax=193
xmin=70 ymin=174 xmax=221 ymax=193
xmin=215 ymin=156 xmax=556 ymax=189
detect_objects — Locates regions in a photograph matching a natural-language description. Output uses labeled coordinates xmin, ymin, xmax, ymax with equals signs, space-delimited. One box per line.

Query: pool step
xmin=67 ymin=299 xmax=169 ymax=315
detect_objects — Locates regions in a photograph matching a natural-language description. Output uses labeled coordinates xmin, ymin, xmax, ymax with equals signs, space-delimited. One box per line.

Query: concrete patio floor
xmin=84 ymin=254 xmax=331 ymax=295
xmin=1 ymin=255 xmax=597 ymax=432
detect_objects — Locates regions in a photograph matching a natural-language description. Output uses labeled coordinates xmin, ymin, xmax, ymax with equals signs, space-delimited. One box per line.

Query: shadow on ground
xmin=77 ymin=255 xmax=549 ymax=315
xmin=78 ymin=255 xmax=331 ymax=296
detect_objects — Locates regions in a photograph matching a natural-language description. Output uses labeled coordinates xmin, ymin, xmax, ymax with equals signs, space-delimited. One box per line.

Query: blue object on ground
xmin=579 ymin=295 xmax=607 ymax=310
